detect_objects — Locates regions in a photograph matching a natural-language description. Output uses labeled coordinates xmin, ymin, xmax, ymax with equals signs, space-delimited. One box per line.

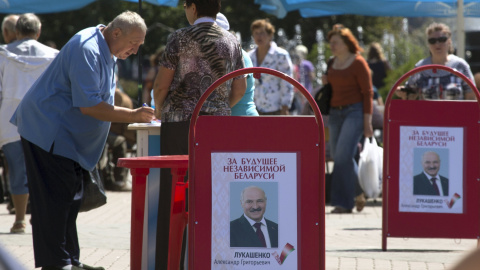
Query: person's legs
xmin=66 ymin=174 xmax=82 ymax=266
xmin=102 ymin=133 xmax=130 ymax=191
xmin=156 ymin=121 xmax=189 ymax=270
xmin=98 ymin=143 xmax=113 ymax=188
xmin=328 ymin=103 xmax=364 ymax=211
xmin=109 ymin=134 xmax=128 ymax=185
xmin=21 ymin=138 xmax=83 ymax=268
xmin=2 ymin=141 xmax=29 ymax=233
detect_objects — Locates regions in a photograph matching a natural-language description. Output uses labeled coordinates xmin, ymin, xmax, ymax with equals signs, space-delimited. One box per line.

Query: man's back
xmin=11 ymin=26 xmax=116 ymax=171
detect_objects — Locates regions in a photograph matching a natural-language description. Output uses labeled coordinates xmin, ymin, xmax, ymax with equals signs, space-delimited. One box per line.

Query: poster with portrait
xmin=398 ymin=126 xmax=463 ymax=214
xmin=211 ymin=152 xmax=298 ymax=269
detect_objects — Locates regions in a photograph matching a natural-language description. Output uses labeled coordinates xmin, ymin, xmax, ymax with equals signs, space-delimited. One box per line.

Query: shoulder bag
xmin=314 ymin=58 xmax=334 ymax=115
xmin=79 ymin=168 xmax=107 ymax=212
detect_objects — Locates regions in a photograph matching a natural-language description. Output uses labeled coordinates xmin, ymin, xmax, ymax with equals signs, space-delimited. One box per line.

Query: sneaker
xmin=42 ymin=266 xmax=73 ymax=270
xmin=74 ymin=263 xmax=105 ymax=270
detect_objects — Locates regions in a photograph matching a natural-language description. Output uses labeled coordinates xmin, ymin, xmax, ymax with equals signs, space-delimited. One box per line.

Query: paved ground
xmin=0 ymin=191 xmax=131 ymax=270
xmin=0 ymin=193 xmax=477 ymax=269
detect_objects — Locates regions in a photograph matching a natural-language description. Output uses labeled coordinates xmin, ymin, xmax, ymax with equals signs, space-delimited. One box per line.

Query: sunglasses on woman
xmin=428 ymin=36 xmax=448 ymax=45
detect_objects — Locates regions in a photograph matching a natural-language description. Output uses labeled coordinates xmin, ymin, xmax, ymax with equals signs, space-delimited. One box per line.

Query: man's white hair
xmin=109 ymin=11 xmax=147 ymax=34
xmin=2 ymin=14 xmax=18 ymax=32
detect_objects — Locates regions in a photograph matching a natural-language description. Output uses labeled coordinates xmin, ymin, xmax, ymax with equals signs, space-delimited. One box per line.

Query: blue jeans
xmin=328 ymin=102 xmax=364 ymax=210
xmin=2 ymin=140 xmax=28 ymax=195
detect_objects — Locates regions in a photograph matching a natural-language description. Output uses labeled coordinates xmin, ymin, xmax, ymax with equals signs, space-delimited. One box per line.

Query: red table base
xmin=118 ymin=155 xmax=189 ymax=270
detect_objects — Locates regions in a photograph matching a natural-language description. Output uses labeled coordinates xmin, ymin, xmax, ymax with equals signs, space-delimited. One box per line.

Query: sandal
xmin=355 ymin=193 xmax=367 ymax=212
xmin=10 ymin=220 xmax=26 ymax=234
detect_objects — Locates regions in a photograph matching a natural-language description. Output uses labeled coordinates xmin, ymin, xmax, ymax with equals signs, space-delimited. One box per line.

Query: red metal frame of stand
xmin=382 ymin=64 xmax=480 ymax=251
xmin=187 ymin=67 xmax=325 ymax=269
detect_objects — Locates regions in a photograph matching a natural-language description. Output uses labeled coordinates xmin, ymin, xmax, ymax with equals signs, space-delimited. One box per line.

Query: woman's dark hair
xmin=185 ymin=0 xmax=221 ymax=18
xmin=327 ymin=24 xmax=363 ymax=54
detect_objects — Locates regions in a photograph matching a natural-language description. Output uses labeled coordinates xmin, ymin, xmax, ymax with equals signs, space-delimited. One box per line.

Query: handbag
xmin=358 ymin=137 xmax=383 ymax=199
xmin=314 ymin=83 xmax=332 ymax=115
xmin=79 ymin=168 xmax=107 ymax=212
xmin=314 ymin=58 xmax=334 ymax=115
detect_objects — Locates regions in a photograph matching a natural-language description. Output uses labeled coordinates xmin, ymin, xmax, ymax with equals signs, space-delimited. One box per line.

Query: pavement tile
xmin=0 ymin=192 xmax=477 ymax=269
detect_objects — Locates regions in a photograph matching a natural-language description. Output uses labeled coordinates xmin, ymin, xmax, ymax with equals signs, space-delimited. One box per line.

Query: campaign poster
xmin=398 ymin=126 xmax=463 ymax=214
xmin=211 ymin=152 xmax=298 ymax=269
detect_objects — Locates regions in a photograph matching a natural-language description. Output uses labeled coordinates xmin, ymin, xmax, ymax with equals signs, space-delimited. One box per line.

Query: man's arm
xmin=80 ymin=101 xmax=154 ymax=123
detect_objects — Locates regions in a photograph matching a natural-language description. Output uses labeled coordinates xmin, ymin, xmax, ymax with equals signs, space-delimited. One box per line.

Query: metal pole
xmin=137 ymin=0 xmax=143 ymax=107
xmin=457 ymin=0 xmax=465 ymax=59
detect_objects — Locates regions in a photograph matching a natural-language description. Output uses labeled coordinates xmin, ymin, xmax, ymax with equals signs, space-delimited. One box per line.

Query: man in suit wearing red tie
xmin=413 ymin=151 xmax=449 ymax=196
xmin=230 ymin=186 xmax=278 ymax=248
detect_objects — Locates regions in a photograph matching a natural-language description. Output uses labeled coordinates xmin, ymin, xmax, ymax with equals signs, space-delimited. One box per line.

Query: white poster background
xmin=399 ymin=126 xmax=463 ymax=214
xmin=211 ymin=152 xmax=298 ymax=269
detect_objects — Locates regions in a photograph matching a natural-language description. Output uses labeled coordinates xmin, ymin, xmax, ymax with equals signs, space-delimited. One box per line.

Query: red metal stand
xmin=382 ymin=64 xmax=480 ymax=251
xmin=119 ymin=67 xmax=327 ymax=270
xmin=117 ymin=155 xmax=189 ymax=270
xmin=188 ymin=67 xmax=325 ymax=269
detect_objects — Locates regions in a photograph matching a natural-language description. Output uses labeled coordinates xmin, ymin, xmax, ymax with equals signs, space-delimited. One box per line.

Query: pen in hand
xmin=142 ymin=103 xmax=158 ymax=123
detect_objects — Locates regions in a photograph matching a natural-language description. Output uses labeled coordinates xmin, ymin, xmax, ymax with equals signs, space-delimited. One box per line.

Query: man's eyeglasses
xmin=428 ymin=36 xmax=448 ymax=45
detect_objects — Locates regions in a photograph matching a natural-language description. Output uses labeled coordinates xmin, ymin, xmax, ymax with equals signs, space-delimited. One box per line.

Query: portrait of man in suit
xmin=230 ymin=186 xmax=278 ymax=248
xmin=413 ymin=151 xmax=449 ymax=196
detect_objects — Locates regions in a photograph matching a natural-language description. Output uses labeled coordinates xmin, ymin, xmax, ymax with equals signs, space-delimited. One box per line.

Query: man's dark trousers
xmin=21 ymin=138 xmax=83 ymax=268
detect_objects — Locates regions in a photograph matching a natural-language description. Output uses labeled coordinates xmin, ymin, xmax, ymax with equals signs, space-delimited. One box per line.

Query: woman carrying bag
xmin=323 ymin=24 xmax=374 ymax=213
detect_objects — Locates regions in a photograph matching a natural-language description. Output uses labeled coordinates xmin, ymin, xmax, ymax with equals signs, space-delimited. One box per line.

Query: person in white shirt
xmin=0 ymin=13 xmax=59 ymax=234
xmin=248 ymin=19 xmax=294 ymax=115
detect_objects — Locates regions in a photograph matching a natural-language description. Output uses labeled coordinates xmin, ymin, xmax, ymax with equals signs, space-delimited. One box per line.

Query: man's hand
xmin=80 ymin=101 xmax=155 ymax=123
xmin=133 ymin=106 xmax=155 ymax=123
xmin=395 ymin=86 xmax=418 ymax=100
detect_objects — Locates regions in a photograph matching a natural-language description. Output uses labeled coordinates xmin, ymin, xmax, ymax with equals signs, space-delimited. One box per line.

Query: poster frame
xmin=188 ymin=67 xmax=325 ymax=269
xmin=382 ymin=65 xmax=480 ymax=250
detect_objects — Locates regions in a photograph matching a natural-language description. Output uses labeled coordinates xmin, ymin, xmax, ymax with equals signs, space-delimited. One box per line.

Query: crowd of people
xmin=0 ymin=1 xmax=478 ymax=269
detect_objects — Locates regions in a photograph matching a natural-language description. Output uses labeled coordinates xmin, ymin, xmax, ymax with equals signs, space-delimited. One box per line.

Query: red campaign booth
xmin=382 ymin=64 xmax=480 ymax=251
xmin=119 ymin=67 xmax=325 ymax=270
xmin=188 ymin=67 xmax=324 ymax=269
